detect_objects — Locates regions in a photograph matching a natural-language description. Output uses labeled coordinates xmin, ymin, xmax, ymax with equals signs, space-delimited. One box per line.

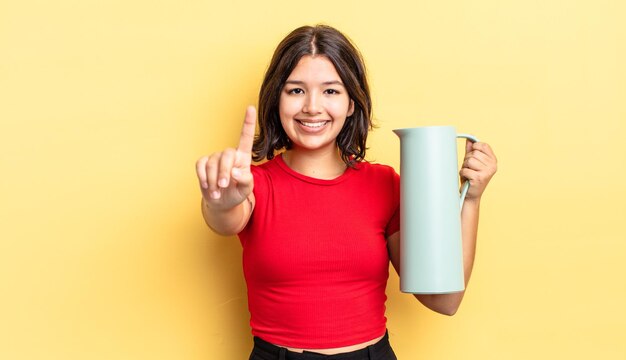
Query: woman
xmin=196 ymin=25 xmax=497 ymax=360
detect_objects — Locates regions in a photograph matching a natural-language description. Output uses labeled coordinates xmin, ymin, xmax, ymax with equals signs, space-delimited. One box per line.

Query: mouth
xmin=296 ymin=120 xmax=330 ymax=129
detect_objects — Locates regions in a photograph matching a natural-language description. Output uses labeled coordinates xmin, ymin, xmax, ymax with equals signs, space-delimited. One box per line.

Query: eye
xmin=324 ymin=89 xmax=340 ymax=95
xmin=287 ymin=88 xmax=304 ymax=95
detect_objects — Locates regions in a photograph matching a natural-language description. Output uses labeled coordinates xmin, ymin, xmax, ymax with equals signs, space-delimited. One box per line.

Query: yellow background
xmin=2 ymin=0 xmax=625 ymax=359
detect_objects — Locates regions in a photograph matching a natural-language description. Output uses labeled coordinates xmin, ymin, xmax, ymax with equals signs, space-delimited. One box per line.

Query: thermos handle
xmin=456 ymin=134 xmax=480 ymax=210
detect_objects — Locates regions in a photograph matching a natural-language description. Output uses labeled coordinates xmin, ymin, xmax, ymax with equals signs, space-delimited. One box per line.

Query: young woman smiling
xmin=196 ymin=25 xmax=497 ymax=360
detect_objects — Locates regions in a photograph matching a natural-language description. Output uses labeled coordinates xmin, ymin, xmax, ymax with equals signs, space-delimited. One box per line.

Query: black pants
xmin=248 ymin=331 xmax=397 ymax=360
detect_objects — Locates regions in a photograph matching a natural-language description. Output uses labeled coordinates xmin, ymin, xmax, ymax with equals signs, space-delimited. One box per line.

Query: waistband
xmin=252 ymin=331 xmax=391 ymax=360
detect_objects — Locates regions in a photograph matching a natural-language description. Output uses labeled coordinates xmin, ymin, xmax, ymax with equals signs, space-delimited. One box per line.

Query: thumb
xmin=231 ymin=166 xmax=253 ymax=187
xmin=465 ymin=139 xmax=474 ymax=154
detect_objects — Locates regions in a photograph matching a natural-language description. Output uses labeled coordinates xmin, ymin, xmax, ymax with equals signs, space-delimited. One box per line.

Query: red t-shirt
xmin=238 ymin=154 xmax=400 ymax=349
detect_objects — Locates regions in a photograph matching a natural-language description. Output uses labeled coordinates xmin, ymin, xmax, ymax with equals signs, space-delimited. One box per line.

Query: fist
xmin=459 ymin=140 xmax=497 ymax=200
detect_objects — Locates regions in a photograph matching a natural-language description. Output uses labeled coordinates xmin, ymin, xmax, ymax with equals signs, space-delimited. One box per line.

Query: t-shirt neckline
xmin=274 ymin=153 xmax=358 ymax=185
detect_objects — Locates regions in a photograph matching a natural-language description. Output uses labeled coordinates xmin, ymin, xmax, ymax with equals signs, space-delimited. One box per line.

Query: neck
xmin=282 ymin=147 xmax=347 ymax=180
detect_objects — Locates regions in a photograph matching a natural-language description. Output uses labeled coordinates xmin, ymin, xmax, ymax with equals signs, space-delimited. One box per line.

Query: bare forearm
xmin=201 ymin=197 xmax=251 ymax=236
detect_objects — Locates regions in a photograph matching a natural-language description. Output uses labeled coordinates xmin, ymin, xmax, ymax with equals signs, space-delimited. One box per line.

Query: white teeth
xmin=299 ymin=121 xmax=327 ymax=128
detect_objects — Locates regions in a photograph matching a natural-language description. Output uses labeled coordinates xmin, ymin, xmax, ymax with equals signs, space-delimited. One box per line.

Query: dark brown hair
xmin=252 ymin=25 xmax=373 ymax=166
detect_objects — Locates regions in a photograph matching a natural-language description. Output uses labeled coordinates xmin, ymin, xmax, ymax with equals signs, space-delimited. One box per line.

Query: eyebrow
xmin=284 ymin=80 xmax=345 ymax=86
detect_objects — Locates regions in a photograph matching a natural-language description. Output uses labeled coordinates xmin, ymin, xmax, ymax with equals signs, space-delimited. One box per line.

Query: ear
xmin=348 ymin=100 xmax=355 ymax=117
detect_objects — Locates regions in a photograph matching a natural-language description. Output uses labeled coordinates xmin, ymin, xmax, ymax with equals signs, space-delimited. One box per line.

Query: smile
xmin=296 ymin=120 xmax=330 ymax=128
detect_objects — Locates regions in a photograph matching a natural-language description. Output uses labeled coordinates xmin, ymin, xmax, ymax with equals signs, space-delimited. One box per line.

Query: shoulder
xmin=350 ymin=161 xmax=399 ymax=193
xmin=355 ymin=161 xmax=399 ymax=179
xmin=251 ymin=157 xmax=279 ymax=175
xmin=249 ymin=158 xmax=279 ymax=193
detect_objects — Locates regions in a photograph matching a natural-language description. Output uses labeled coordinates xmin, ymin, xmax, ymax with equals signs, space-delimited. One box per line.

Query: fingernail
xmin=232 ymin=168 xmax=241 ymax=179
xmin=201 ymin=181 xmax=208 ymax=189
xmin=218 ymin=178 xmax=228 ymax=188
xmin=210 ymin=190 xmax=221 ymax=199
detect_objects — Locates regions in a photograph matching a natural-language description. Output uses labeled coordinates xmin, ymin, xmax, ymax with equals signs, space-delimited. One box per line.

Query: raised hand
xmin=196 ymin=106 xmax=257 ymax=211
xmin=460 ymin=140 xmax=497 ymax=200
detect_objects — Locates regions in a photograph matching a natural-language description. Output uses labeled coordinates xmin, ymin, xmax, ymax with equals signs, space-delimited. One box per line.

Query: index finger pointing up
xmin=237 ymin=106 xmax=257 ymax=154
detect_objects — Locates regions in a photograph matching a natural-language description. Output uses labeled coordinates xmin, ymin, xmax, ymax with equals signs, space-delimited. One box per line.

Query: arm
xmin=387 ymin=198 xmax=480 ymax=316
xmin=195 ymin=106 xmax=257 ymax=236
xmin=388 ymin=141 xmax=497 ymax=316
xmin=201 ymin=194 xmax=255 ymax=236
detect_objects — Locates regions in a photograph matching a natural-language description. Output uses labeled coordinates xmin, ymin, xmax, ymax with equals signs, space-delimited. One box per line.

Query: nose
xmin=302 ymin=93 xmax=322 ymax=115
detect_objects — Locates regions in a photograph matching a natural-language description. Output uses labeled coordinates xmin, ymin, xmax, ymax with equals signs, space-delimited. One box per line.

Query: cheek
xmin=327 ymin=97 xmax=352 ymax=116
xmin=279 ymin=99 xmax=296 ymax=130
xmin=279 ymin=94 xmax=302 ymax=114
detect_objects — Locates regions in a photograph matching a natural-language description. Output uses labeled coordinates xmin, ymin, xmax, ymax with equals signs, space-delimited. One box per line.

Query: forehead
xmin=286 ymin=55 xmax=342 ymax=81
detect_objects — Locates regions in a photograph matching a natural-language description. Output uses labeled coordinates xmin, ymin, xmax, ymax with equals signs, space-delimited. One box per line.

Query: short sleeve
xmin=385 ymin=168 xmax=401 ymax=237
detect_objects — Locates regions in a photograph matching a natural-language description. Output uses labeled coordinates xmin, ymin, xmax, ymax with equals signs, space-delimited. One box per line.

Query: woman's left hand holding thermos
xmin=460 ymin=140 xmax=498 ymax=201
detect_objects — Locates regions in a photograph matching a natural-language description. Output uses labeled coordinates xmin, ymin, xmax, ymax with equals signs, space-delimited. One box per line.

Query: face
xmin=279 ymin=55 xmax=354 ymax=154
